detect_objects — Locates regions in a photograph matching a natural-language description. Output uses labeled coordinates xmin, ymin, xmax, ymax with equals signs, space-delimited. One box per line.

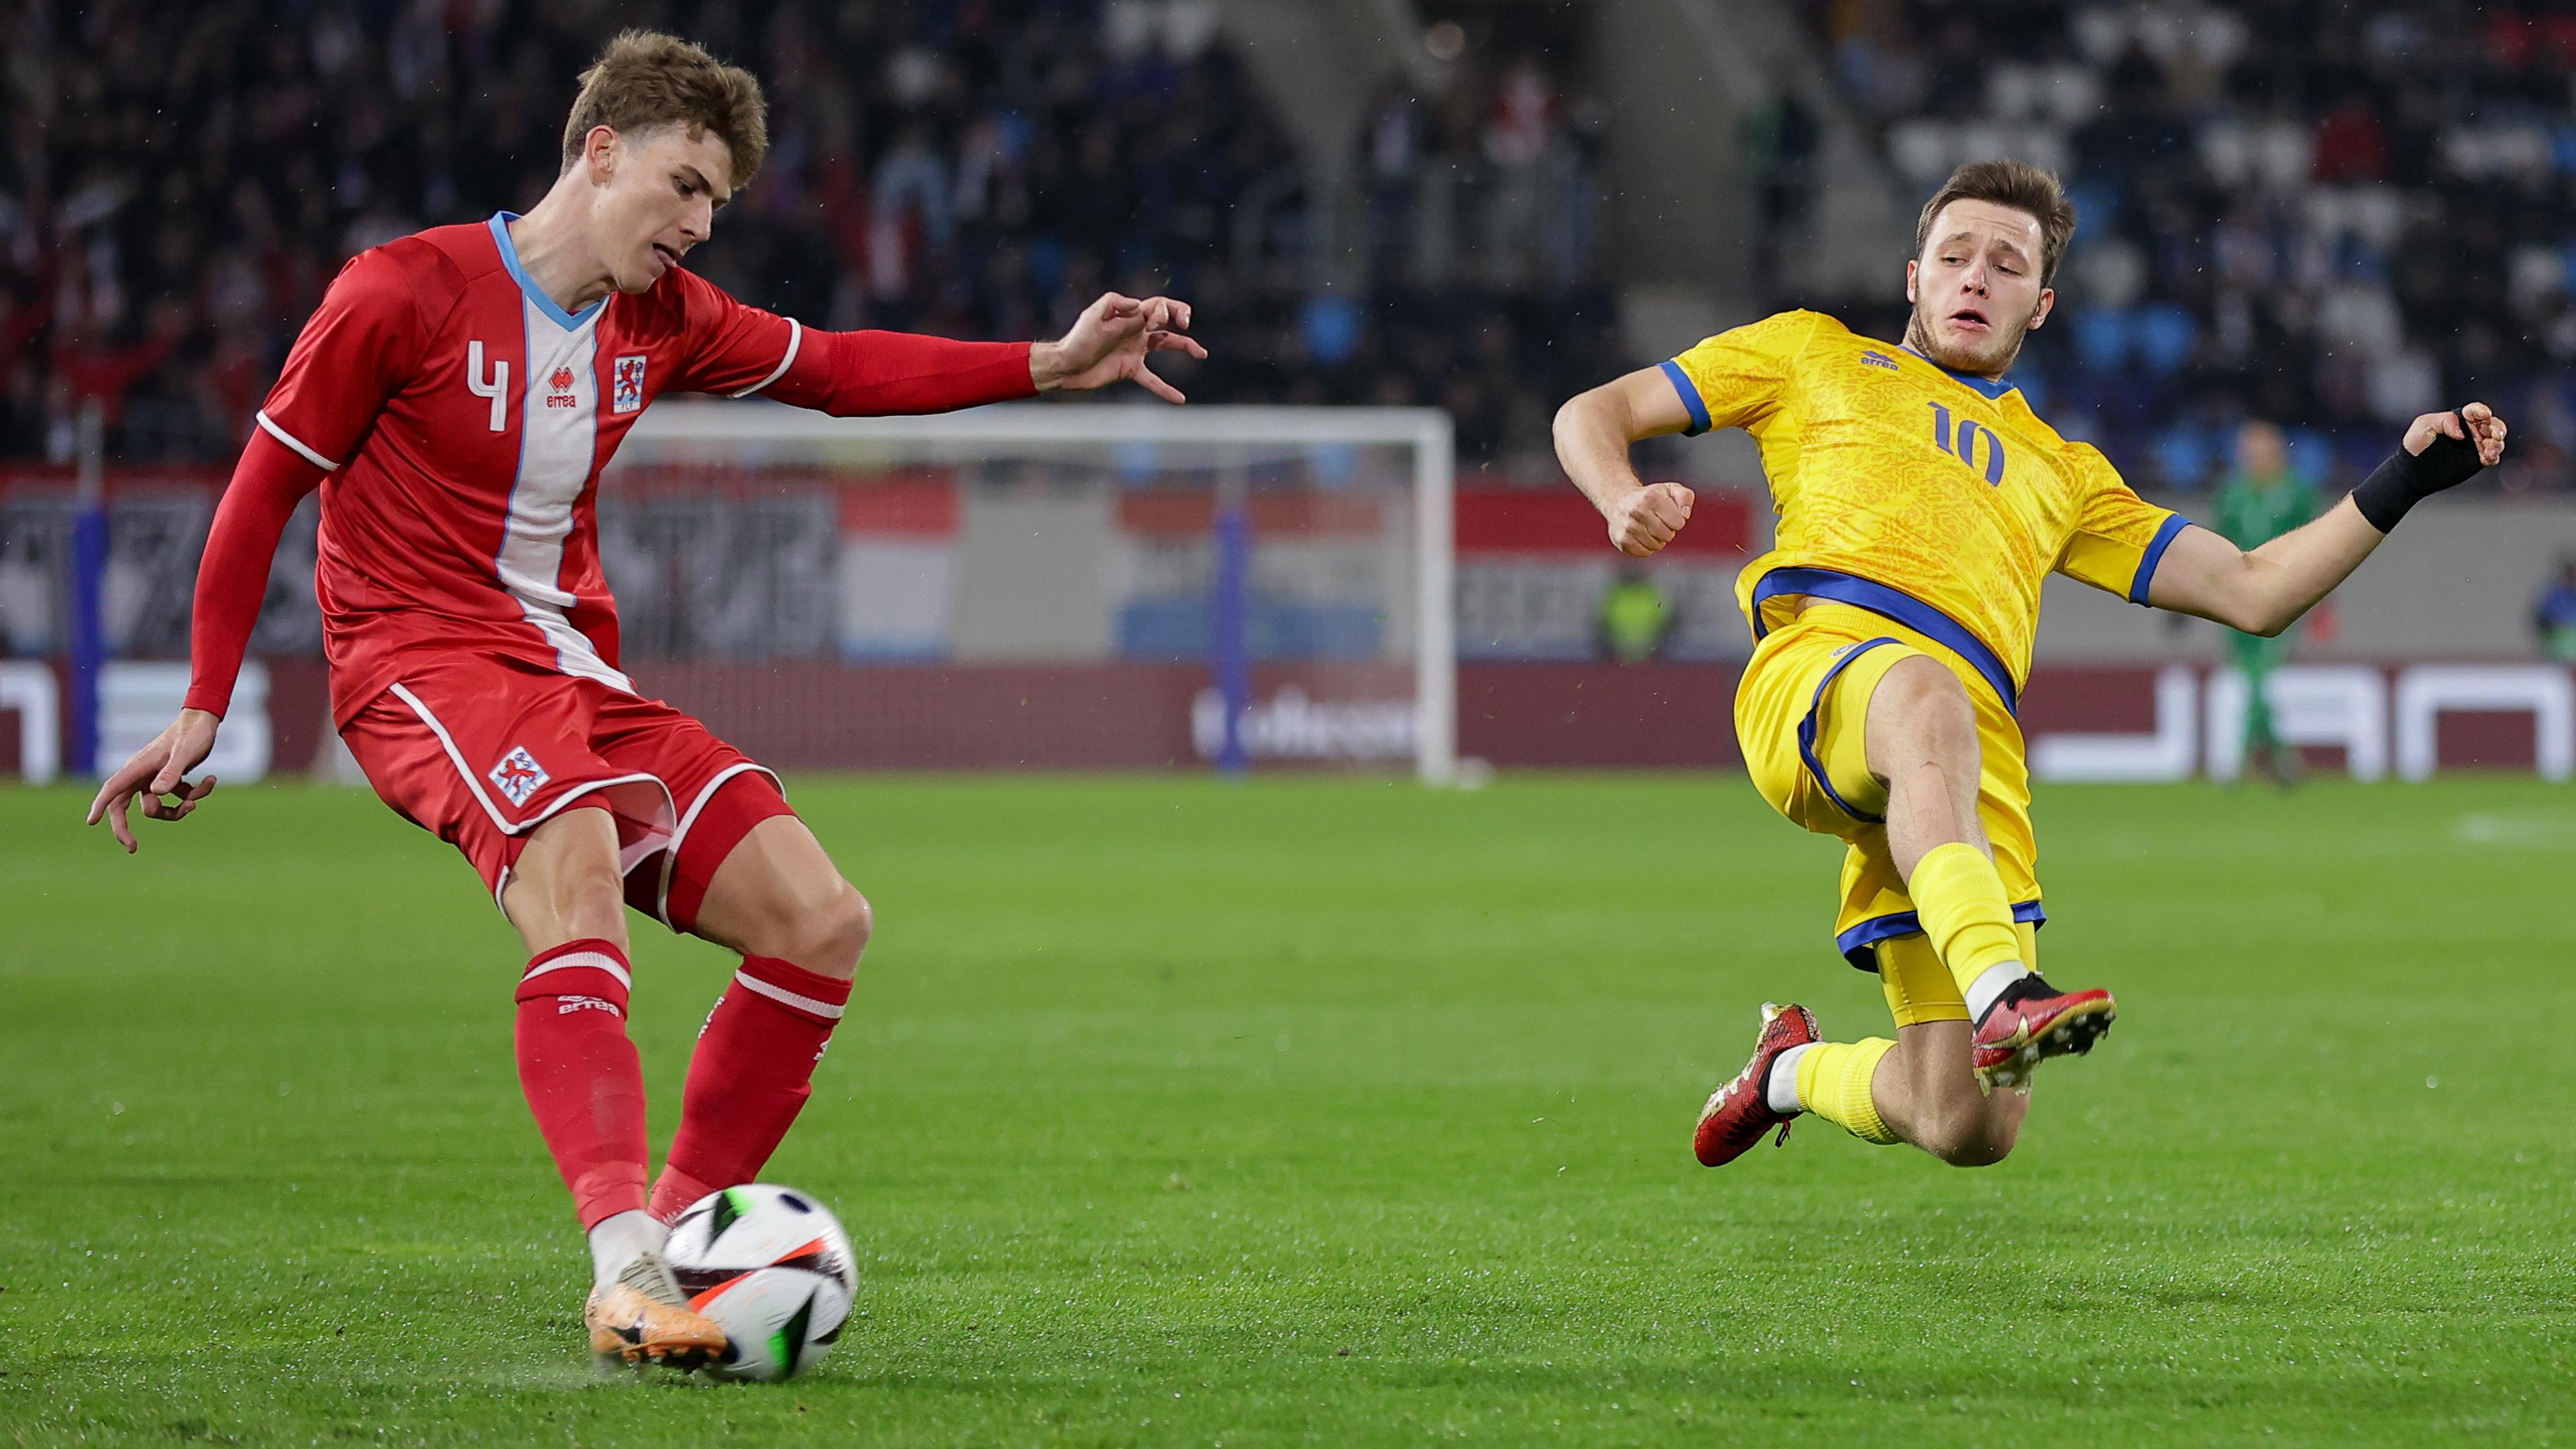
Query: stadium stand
xmin=0 ymin=0 xmax=1616 ymax=472
xmin=1809 ymin=0 xmax=2576 ymax=492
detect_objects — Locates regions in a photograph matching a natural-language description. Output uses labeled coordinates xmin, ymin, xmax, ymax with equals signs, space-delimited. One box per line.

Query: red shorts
xmin=341 ymin=655 xmax=794 ymax=933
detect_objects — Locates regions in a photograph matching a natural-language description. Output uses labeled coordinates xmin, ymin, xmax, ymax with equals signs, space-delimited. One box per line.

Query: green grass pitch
xmin=3 ymin=773 xmax=2571 ymax=1446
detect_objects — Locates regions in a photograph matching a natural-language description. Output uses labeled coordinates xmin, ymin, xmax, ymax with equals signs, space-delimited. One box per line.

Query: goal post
xmin=615 ymin=400 xmax=1458 ymax=785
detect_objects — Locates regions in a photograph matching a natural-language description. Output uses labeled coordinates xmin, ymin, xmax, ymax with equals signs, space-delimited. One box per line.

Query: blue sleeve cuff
xmin=1658 ymin=360 xmax=1712 ymax=437
xmin=2129 ymin=513 xmax=2190 ymax=606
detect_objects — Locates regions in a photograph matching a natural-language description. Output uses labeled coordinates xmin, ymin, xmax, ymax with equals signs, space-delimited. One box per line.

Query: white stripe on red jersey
xmin=487 ymin=218 xmax=630 ymax=692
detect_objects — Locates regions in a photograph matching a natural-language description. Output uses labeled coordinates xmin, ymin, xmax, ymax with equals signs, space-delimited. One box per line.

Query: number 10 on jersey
xmin=1929 ymin=402 xmax=2006 ymax=486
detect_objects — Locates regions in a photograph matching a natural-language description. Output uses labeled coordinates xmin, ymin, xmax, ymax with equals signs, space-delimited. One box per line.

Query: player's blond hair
xmin=1914 ymin=160 xmax=2077 ymax=286
xmin=559 ymin=30 xmax=769 ymax=189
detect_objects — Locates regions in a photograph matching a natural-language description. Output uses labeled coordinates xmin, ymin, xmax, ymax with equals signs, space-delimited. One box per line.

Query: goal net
xmin=606 ymin=400 xmax=1457 ymax=784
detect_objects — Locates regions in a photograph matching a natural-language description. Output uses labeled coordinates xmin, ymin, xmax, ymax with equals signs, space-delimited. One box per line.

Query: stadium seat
xmin=2132 ymin=306 xmax=2199 ymax=378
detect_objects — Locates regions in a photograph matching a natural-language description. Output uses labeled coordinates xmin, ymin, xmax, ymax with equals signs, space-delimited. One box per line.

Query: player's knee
xmin=814 ymin=883 xmax=873 ymax=978
xmin=768 ymin=879 xmax=871 ymax=980
xmin=1915 ymin=1091 xmax=2019 ymax=1167
xmin=1929 ymin=1119 xmax=2017 ymax=1168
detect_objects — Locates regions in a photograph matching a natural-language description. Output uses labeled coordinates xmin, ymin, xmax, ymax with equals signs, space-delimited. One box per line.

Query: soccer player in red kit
xmin=84 ymin=30 xmax=1204 ymax=1371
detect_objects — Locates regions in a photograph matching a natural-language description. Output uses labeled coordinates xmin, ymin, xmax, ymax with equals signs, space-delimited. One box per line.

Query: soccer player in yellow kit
xmin=1553 ymin=161 xmax=2507 ymax=1169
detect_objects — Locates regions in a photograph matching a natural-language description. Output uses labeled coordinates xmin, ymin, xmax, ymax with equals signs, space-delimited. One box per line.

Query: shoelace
xmin=614 ymin=1252 xmax=688 ymax=1309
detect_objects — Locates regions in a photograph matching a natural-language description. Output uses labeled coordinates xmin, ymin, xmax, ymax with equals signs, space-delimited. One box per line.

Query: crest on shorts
xmin=490 ymin=746 xmax=549 ymax=808
xmin=611 ymin=355 xmax=647 ymax=413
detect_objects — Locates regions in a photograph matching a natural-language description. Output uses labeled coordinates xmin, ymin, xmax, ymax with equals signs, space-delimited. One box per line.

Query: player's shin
xmin=1907 ymin=841 xmax=2029 ymax=1018
xmin=1792 ymin=1038 xmax=1900 ymax=1144
xmin=513 ymin=940 xmax=652 ymax=1230
xmin=648 ymin=955 xmax=852 ymax=1222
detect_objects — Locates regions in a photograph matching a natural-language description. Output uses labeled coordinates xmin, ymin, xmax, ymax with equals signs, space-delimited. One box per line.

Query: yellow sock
xmin=1907 ymin=841 xmax=2023 ymax=999
xmin=1793 ymin=1037 xmax=1899 ymax=1144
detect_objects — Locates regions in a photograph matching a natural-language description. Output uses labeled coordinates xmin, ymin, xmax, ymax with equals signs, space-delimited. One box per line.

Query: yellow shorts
xmin=1734 ymin=602 xmax=2045 ymax=1024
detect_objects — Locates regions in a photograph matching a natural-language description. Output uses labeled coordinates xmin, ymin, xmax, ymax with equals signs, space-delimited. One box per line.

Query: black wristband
xmin=2350 ymin=429 xmax=2484 ymax=533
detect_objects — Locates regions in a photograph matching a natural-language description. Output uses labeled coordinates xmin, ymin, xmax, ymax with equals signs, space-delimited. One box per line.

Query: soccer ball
xmin=662 ymin=1183 xmax=858 ymax=1382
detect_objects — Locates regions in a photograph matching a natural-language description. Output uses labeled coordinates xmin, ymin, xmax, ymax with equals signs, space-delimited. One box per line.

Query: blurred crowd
xmin=1815 ymin=0 xmax=2576 ymax=492
xmin=0 ymin=0 xmax=1615 ymax=472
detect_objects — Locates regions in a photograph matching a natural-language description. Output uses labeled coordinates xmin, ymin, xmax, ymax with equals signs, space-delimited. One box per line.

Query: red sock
xmin=513 ymin=939 xmax=649 ymax=1230
xmin=647 ymin=955 xmax=851 ymax=1222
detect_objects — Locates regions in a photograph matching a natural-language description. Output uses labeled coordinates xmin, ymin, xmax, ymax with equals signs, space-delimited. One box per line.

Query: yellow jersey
xmin=1663 ymin=310 xmax=2183 ymax=712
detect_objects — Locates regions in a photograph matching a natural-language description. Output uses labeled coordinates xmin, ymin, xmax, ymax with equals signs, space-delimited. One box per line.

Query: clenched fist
xmin=2402 ymin=400 xmax=2506 ymax=468
xmin=1606 ymin=481 xmax=1695 ymax=557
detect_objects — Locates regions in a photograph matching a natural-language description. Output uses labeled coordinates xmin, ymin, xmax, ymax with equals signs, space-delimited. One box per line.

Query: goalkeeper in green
xmin=2214 ymin=422 xmax=2320 ymax=783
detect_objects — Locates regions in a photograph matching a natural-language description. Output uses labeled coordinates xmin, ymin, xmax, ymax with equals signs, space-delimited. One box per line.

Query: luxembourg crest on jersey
xmin=611 ymin=355 xmax=647 ymax=413
xmin=490 ymin=746 xmax=549 ymax=807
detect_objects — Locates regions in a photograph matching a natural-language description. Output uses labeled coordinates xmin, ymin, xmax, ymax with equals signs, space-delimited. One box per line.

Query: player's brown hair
xmin=559 ymin=30 xmax=769 ymax=189
xmin=1913 ymin=160 xmax=2077 ymax=285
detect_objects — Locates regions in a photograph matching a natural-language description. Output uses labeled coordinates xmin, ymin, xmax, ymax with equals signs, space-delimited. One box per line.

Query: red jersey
xmin=191 ymin=212 xmax=1035 ymax=724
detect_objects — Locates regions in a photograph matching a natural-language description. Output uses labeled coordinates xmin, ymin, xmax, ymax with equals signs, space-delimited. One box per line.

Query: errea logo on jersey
xmin=611 ymin=355 xmax=647 ymax=413
xmin=547 ymin=366 xmax=579 ymax=409
xmin=489 ymin=746 xmax=549 ymax=807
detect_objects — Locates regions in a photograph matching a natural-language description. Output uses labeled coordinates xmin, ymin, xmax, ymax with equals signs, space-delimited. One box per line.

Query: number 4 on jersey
xmin=467 ymin=341 xmax=510 ymax=432
xmin=1929 ymin=402 xmax=2006 ymax=486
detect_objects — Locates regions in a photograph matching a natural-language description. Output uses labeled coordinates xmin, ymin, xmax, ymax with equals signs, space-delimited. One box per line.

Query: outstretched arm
xmin=2147 ymin=404 xmax=2506 ymax=636
xmin=706 ymin=287 xmax=1205 ymax=415
xmin=86 ymin=428 xmax=325 ymax=850
xmin=1552 ymin=367 xmax=1701 ymax=556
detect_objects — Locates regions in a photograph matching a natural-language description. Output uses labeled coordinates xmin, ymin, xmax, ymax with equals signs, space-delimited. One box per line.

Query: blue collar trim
xmin=1748 ymin=566 xmax=2021 ymax=714
xmin=1900 ymin=343 xmax=2015 ymax=399
xmin=488 ymin=213 xmax=602 ymax=331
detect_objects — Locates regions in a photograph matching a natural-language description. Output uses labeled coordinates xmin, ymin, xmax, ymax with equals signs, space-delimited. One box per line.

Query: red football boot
xmin=1693 ymin=1003 xmax=1821 ymax=1167
xmin=1972 ymin=976 xmax=2116 ymax=1091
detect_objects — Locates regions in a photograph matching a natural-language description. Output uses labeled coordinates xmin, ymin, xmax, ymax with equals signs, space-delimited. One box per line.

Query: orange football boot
xmin=586 ymin=1252 xmax=728 ymax=1371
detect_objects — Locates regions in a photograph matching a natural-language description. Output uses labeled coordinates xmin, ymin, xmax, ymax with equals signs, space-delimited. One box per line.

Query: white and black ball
xmin=663 ymin=1184 xmax=857 ymax=1382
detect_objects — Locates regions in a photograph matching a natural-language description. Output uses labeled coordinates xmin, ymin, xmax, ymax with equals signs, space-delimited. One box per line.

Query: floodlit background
xmin=9 ymin=0 xmax=2576 ymax=782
